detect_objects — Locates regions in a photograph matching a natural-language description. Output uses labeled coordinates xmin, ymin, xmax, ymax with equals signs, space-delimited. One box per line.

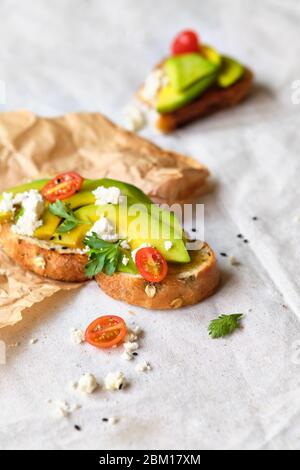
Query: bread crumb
xmin=170 ymin=298 xmax=183 ymax=309
xmin=229 ymin=255 xmax=239 ymax=266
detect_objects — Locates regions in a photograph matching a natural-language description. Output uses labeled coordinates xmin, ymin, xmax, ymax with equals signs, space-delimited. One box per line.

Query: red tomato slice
xmin=171 ymin=30 xmax=200 ymax=55
xmin=41 ymin=172 xmax=83 ymax=202
xmin=135 ymin=247 xmax=168 ymax=283
xmin=85 ymin=315 xmax=127 ymax=349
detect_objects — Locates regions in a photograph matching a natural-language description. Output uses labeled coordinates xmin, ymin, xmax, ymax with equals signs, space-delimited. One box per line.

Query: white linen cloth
xmin=0 ymin=0 xmax=300 ymax=450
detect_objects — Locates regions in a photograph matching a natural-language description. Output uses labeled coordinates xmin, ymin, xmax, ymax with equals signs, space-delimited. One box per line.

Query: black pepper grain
xmin=74 ymin=425 xmax=81 ymax=431
xmin=237 ymin=234 xmax=243 ymax=239
xmin=244 ymin=239 xmax=249 ymax=244
xmin=220 ymin=252 xmax=227 ymax=257
xmin=102 ymin=418 xmax=108 ymax=422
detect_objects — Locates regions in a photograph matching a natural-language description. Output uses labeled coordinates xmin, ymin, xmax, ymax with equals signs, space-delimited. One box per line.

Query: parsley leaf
xmin=49 ymin=200 xmax=86 ymax=233
xmin=84 ymin=233 xmax=122 ymax=278
xmin=208 ymin=314 xmax=243 ymax=339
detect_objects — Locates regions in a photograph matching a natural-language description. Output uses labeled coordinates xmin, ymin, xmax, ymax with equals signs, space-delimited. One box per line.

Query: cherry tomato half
xmin=135 ymin=247 xmax=168 ymax=283
xmin=171 ymin=30 xmax=200 ymax=56
xmin=85 ymin=315 xmax=127 ymax=349
xmin=41 ymin=172 xmax=83 ymax=202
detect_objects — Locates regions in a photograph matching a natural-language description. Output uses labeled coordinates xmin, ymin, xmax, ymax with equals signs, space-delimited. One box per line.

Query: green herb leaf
xmin=208 ymin=314 xmax=243 ymax=339
xmin=84 ymin=233 xmax=122 ymax=278
xmin=49 ymin=200 xmax=86 ymax=233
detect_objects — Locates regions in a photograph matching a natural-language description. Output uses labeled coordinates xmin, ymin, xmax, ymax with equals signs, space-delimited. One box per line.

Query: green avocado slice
xmin=218 ymin=56 xmax=244 ymax=88
xmin=166 ymin=53 xmax=219 ymax=91
xmin=156 ymin=72 xmax=217 ymax=114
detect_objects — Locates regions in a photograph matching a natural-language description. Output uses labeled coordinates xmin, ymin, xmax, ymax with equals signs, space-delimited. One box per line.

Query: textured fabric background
xmin=0 ymin=0 xmax=300 ymax=450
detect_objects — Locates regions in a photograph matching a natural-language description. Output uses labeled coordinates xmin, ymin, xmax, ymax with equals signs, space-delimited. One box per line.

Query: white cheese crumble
xmin=11 ymin=190 xmax=44 ymax=237
xmin=87 ymin=216 xmax=118 ymax=242
xmin=108 ymin=416 xmax=119 ymax=425
xmin=71 ymin=328 xmax=85 ymax=344
xmin=77 ymin=373 xmax=98 ymax=394
xmin=120 ymin=239 xmax=131 ymax=250
xmin=131 ymin=242 xmax=151 ymax=263
xmin=121 ymin=351 xmax=134 ymax=361
xmin=124 ymin=105 xmax=146 ymax=132
xmin=0 ymin=192 xmax=14 ymax=213
xmin=123 ymin=341 xmax=139 ymax=353
xmin=104 ymin=371 xmax=126 ymax=391
xmin=141 ymin=69 xmax=169 ymax=102
xmin=34 ymin=255 xmax=46 ymax=270
xmin=164 ymin=240 xmax=173 ymax=251
xmin=122 ymin=255 xmax=129 ymax=266
xmin=92 ymin=186 xmax=121 ymax=206
xmin=135 ymin=361 xmax=151 ymax=372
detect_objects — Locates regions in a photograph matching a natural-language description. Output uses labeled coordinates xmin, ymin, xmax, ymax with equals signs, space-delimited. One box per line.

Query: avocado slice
xmin=156 ymin=73 xmax=217 ymax=114
xmin=52 ymin=203 xmax=190 ymax=263
xmin=201 ymin=44 xmax=222 ymax=66
xmin=218 ymin=56 xmax=244 ymax=88
xmin=165 ymin=53 xmax=219 ymax=91
xmin=35 ymin=179 xmax=152 ymax=240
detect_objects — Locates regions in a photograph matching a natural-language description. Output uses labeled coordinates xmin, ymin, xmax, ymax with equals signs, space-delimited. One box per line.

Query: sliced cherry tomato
xmin=171 ymin=30 xmax=200 ymax=56
xmin=85 ymin=315 xmax=127 ymax=349
xmin=41 ymin=172 xmax=83 ymax=202
xmin=135 ymin=247 xmax=168 ymax=283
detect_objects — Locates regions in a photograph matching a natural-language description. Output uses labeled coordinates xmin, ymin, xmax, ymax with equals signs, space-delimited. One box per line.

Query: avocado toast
xmin=0 ymin=173 xmax=219 ymax=309
xmin=138 ymin=30 xmax=253 ymax=133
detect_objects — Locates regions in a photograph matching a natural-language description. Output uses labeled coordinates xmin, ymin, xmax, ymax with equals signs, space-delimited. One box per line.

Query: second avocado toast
xmin=0 ymin=173 xmax=219 ymax=309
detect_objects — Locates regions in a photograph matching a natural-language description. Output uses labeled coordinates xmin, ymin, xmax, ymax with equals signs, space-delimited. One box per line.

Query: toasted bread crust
xmin=96 ymin=243 xmax=220 ymax=309
xmin=0 ymin=224 xmax=88 ymax=282
xmin=138 ymin=67 xmax=253 ymax=133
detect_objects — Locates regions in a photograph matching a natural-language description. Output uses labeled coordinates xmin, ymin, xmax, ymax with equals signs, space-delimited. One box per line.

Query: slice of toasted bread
xmin=96 ymin=243 xmax=220 ymax=309
xmin=138 ymin=67 xmax=253 ymax=133
xmin=0 ymin=224 xmax=219 ymax=308
xmin=0 ymin=223 xmax=88 ymax=282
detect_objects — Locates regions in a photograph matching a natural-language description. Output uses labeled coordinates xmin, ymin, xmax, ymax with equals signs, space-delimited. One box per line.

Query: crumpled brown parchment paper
xmin=0 ymin=110 xmax=209 ymax=328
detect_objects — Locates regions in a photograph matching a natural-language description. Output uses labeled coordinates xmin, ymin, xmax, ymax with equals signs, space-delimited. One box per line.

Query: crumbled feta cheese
xmin=104 ymin=371 xmax=126 ymax=391
xmin=34 ymin=255 xmax=46 ymax=270
xmin=135 ymin=361 xmax=151 ymax=372
xmin=124 ymin=105 xmax=146 ymax=132
xmin=141 ymin=69 xmax=169 ymax=101
xmin=77 ymin=373 xmax=98 ymax=394
xmin=93 ymin=186 xmax=121 ymax=206
xmin=108 ymin=416 xmax=119 ymax=425
xmin=145 ymin=284 xmax=156 ymax=298
xmin=121 ymin=351 xmax=134 ymax=361
xmin=71 ymin=328 xmax=85 ymax=344
xmin=124 ymin=332 xmax=138 ymax=343
xmin=55 ymin=400 xmax=80 ymax=418
xmin=130 ymin=325 xmax=142 ymax=336
xmin=11 ymin=190 xmax=44 ymax=236
xmin=0 ymin=192 xmax=14 ymax=213
xmin=164 ymin=240 xmax=173 ymax=251
xmin=29 ymin=338 xmax=38 ymax=345
xmin=123 ymin=341 xmax=139 ymax=353
xmin=122 ymin=255 xmax=129 ymax=266
xmin=120 ymin=239 xmax=131 ymax=250
xmin=131 ymin=243 xmax=151 ymax=263
xmin=87 ymin=216 xmax=118 ymax=242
